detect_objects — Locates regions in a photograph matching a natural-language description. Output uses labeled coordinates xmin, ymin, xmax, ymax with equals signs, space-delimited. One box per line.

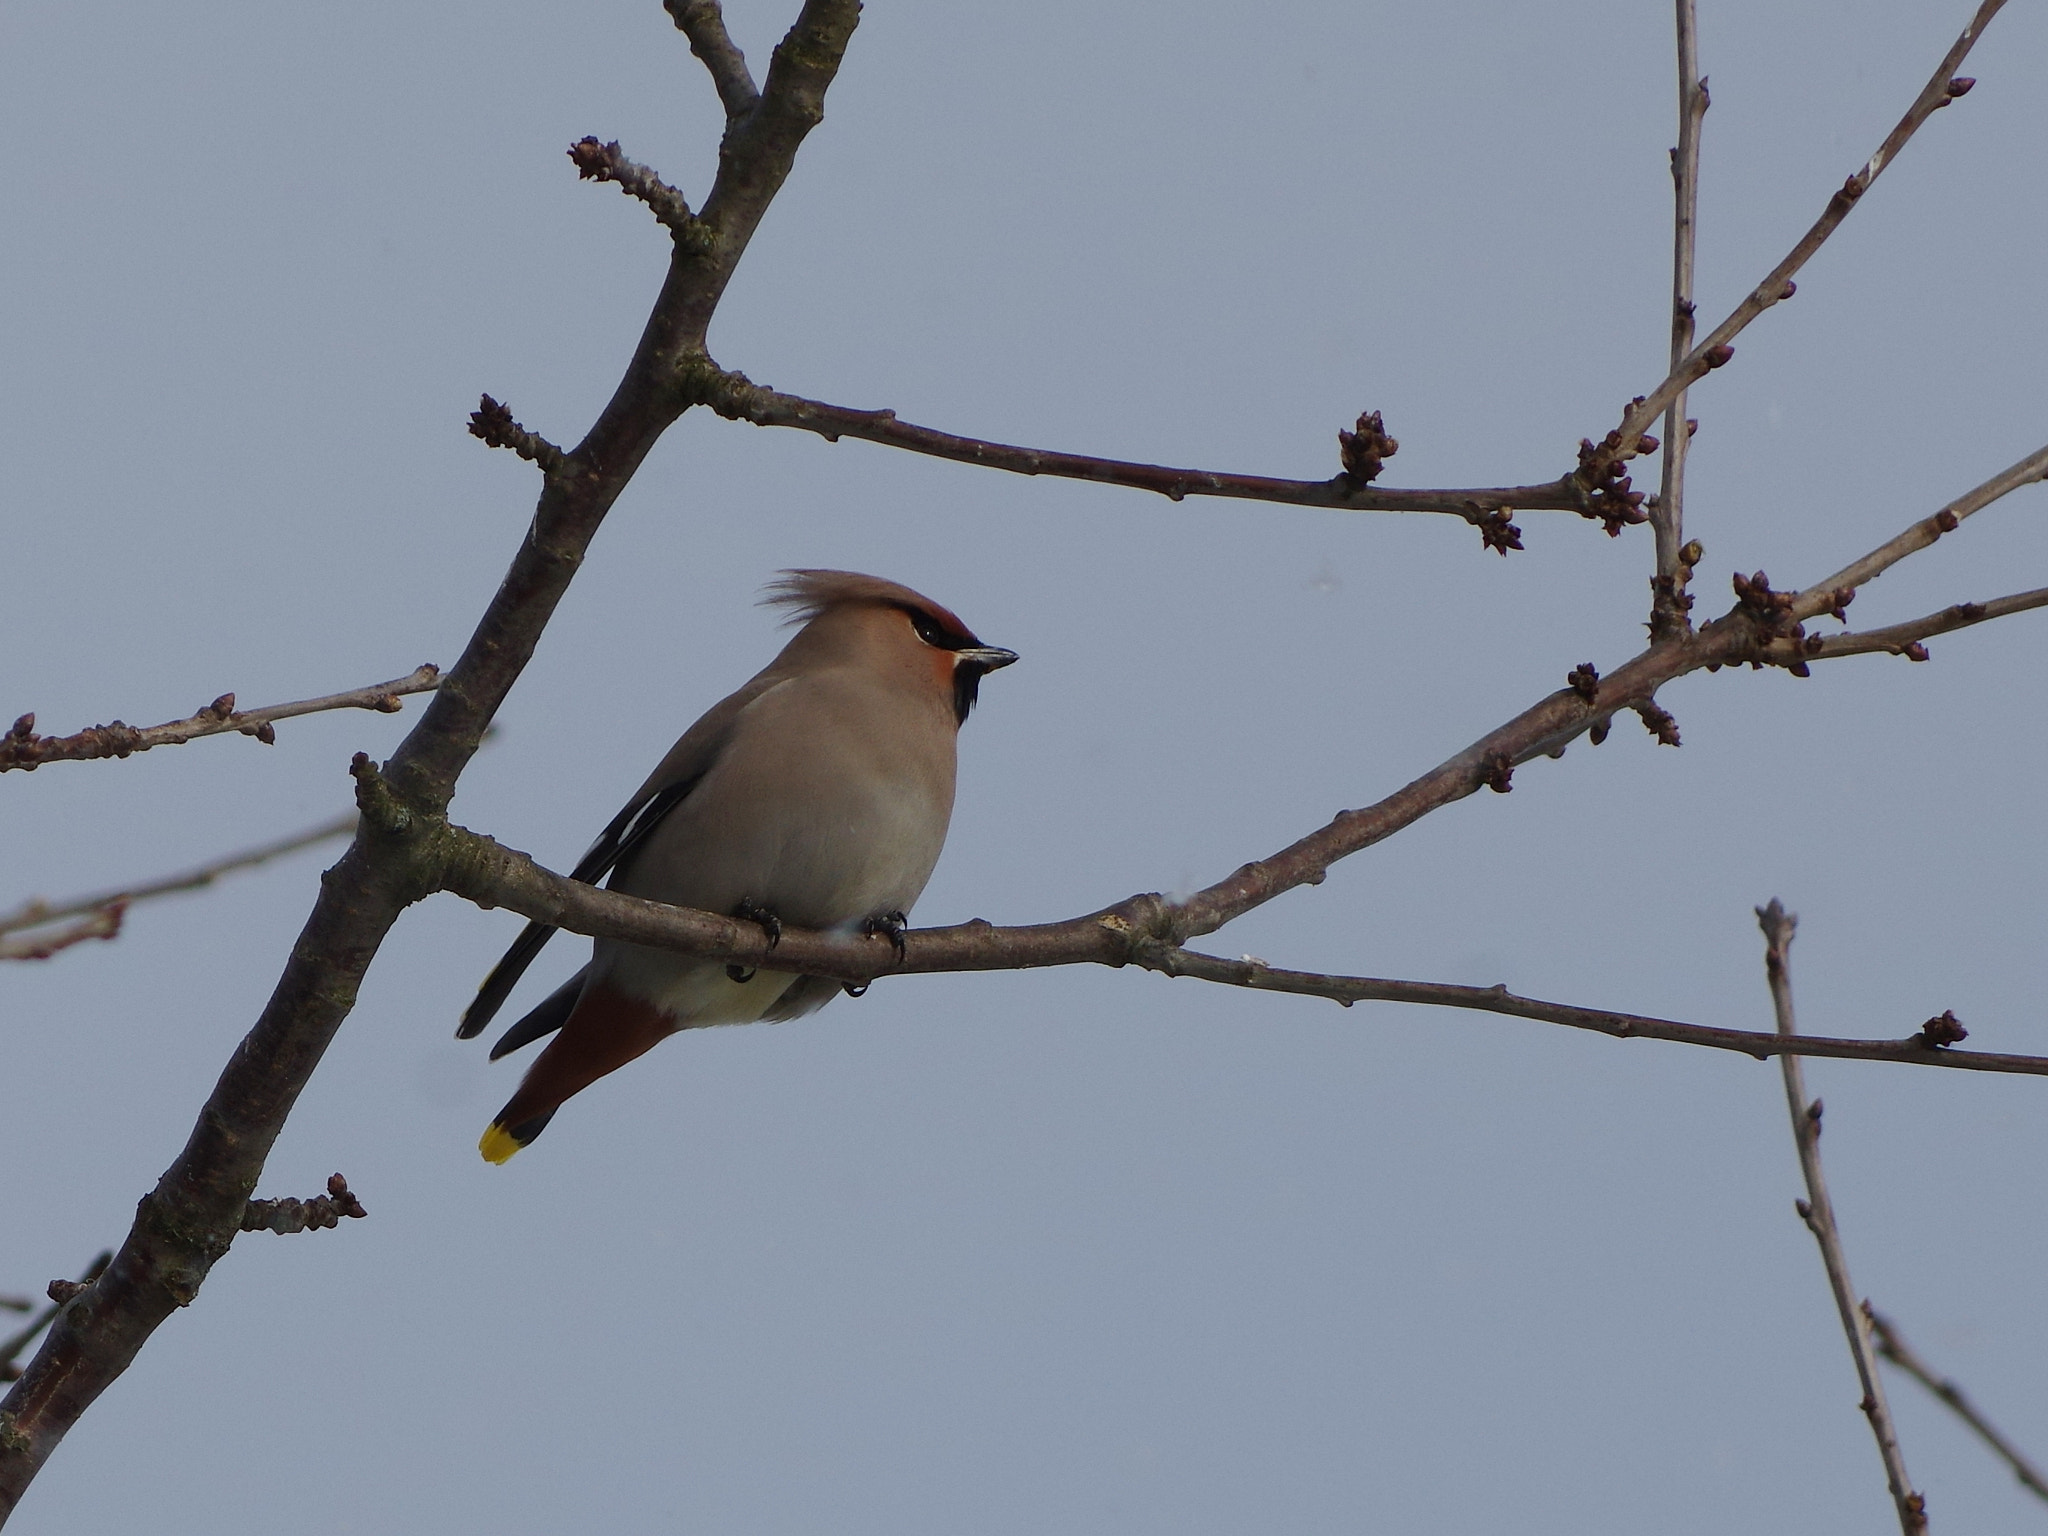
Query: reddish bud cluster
xmin=1916 ymin=1010 xmax=1967 ymax=1048
xmin=1478 ymin=751 xmax=1514 ymax=793
xmin=1567 ymin=663 xmax=1600 ymax=701
xmin=1574 ymin=429 xmax=1652 ymax=537
xmin=1634 ymin=700 xmax=1681 ymax=747
xmin=1337 ymin=410 xmax=1399 ymax=485
xmin=1731 ymin=569 xmax=1814 ymax=675
xmin=1461 ymin=503 xmax=1523 ymax=555
xmin=240 ymin=1173 xmax=369 ymax=1236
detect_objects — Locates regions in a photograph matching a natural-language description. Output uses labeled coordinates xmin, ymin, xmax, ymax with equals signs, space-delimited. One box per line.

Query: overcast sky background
xmin=4 ymin=0 xmax=2046 ymax=1530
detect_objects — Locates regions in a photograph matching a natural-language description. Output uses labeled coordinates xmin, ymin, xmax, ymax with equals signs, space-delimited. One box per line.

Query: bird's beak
xmin=955 ymin=646 xmax=1018 ymax=672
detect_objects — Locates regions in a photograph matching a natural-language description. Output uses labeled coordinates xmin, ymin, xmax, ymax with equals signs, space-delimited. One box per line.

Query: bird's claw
xmin=732 ymin=898 xmax=782 ymax=948
xmin=864 ymin=910 xmax=909 ymax=965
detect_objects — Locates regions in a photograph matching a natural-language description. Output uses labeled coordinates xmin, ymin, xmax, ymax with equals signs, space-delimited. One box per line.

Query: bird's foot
xmin=732 ymin=898 xmax=782 ymax=948
xmin=864 ymin=910 xmax=909 ymax=965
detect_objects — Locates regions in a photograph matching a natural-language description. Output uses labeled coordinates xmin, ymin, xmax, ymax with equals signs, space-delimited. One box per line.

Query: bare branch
xmin=0 ymin=812 xmax=356 ymax=949
xmin=1651 ymin=0 xmax=1706 ymax=638
xmin=468 ymin=395 xmax=565 ymax=474
xmin=1590 ymin=0 xmax=2005 ymax=490
xmin=1793 ymin=442 xmax=2048 ymax=621
xmin=568 ymin=138 xmax=701 ymax=238
xmin=1868 ymin=1307 xmax=2048 ymax=1504
xmin=0 ymin=1 xmax=863 ymax=1511
xmin=687 ymin=361 xmax=1588 ymax=525
xmin=239 ymin=1175 xmax=367 ymax=1237
xmin=0 ymin=907 xmax=124 ymax=963
xmin=0 ymin=665 xmax=440 ymax=774
xmin=427 ymin=821 xmax=2048 ymax=1078
xmin=0 ymin=1260 xmax=109 ymax=1387
xmin=1775 ymin=587 xmax=2048 ymax=665
xmin=1759 ymin=901 xmax=1926 ymax=1535
xmin=666 ymin=0 xmax=760 ymax=118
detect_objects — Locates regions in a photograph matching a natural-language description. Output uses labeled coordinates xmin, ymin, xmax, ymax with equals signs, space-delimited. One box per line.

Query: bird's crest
xmin=763 ymin=569 xmax=975 ymax=643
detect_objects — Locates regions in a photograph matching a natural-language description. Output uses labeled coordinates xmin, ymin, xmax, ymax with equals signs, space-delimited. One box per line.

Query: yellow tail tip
xmin=479 ymin=1123 xmax=523 ymax=1164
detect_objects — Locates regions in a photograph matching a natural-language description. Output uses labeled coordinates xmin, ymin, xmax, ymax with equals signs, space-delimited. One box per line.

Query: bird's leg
xmin=864 ymin=910 xmax=909 ymax=964
xmin=727 ymin=897 xmax=782 ymax=982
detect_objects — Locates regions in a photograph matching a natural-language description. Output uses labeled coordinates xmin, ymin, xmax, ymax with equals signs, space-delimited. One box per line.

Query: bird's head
xmin=764 ymin=569 xmax=1017 ymax=725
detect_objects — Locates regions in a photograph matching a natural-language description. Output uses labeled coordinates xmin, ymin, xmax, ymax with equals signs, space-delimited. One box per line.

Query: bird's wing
xmin=456 ymin=673 xmax=786 ymax=1042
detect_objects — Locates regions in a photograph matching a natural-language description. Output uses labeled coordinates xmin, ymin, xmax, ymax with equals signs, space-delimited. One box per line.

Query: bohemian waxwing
xmin=459 ymin=569 xmax=1017 ymax=1162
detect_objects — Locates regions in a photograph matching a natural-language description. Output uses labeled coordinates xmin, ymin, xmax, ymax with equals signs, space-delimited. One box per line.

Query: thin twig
xmin=239 ymin=1174 xmax=367 ymax=1236
xmin=1867 ymin=1307 xmax=2048 ymax=1504
xmin=1759 ymin=901 xmax=1926 ymax=1535
xmin=1793 ymin=443 xmax=2048 ymax=622
xmin=687 ymin=360 xmax=1590 ymax=523
xmin=666 ymin=0 xmax=760 ymax=118
xmin=0 ymin=811 xmax=357 ymax=948
xmin=1590 ymin=0 xmax=2005 ymax=490
xmin=568 ymin=138 xmax=701 ymax=238
xmin=1769 ymin=586 xmax=2048 ymax=666
xmin=1651 ymin=0 xmax=1706 ymax=638
xmin=0 ymin=665 xmax=440 ymax=773
xmin=0 ymin=907 xmax=124 ymax=963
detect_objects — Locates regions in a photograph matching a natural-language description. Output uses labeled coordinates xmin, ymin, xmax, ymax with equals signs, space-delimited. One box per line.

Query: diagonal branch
xmin=0 ymin=666 xmax=440 ymax=774
xmin=1759 ymin=902 xmax=1926 ymax=1536
xmin=666 ymin=0 xmax=760 ymax=118
xmin=1867 ymin=1308 xmax=2048 ymax=1505
xmin=686 ymin=362 xmax=1590 ymax=524
xmin=1793 ymin=442 xmax=2048 ymax=621
xmin=0 ymin=0 xmax=863 ymax=1517
xmin=1773 ymin=586 xmax=2048 ymax=665
xmin=1651 ymin=0 xmax=1707 ymax=638
xmin=0 ymin=811 xmax=357 ymax=947
xmin=1589 ymin=0 xmax=2005 ymax=491
xmin=0 ymin=1259 xmax=109 ymax=1387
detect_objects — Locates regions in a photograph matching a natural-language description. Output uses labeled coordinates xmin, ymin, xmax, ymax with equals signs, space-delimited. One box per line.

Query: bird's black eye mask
xmin=899 ymin=604 xmax=976 ymax=651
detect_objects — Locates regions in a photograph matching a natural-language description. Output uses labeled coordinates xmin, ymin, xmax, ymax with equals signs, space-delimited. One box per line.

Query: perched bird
xmin=460 ymin=570 xmax=1017 ymax=1163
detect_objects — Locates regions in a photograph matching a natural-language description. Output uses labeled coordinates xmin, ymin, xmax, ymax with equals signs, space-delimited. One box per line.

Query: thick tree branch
xmin=0 ymin=666 xmax=440 ymax=774
xmin=0 ymin=811 xmax=356 ymax=950
xmin=1760 ymin=902 xmax=1925 ymax=1536
xmin=1651 ymin=0 xmax=1706 ymax=639
xmin=687 ymin=361 xmax=1590 ymax=525
xmin=0 ymin=1260 xmax=109 ymax=1387
xmin=1586 ymin=0 xmax=2004 ymax=493
xmin=0 ymin=1 xmax=862 ymax=1516
xmin=1867 ymin=1307 xmax=2048 ymax=1505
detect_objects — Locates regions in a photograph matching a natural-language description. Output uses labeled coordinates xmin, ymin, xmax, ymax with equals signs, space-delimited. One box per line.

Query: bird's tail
xmin=478 ymin=982 xmax=675 ymax=1162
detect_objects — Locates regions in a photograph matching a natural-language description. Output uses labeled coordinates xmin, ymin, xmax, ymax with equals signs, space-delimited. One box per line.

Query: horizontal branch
xmin=686 ymin=361 xmax=1590 ymax=526
xmin=239 ymin=1174 xmax=367 ymax=1236
xmin=0 ymin=665 xmax=440 ymax=773
xmin=1592 ymin=0 xmax=2005 ymax=481
xmin=428 ymin=818 xmax=2048 ymax=1077
xmin=0 ymin=811 xmax=357 ymax=951
xmin=1145 ymin=948 xmax=2048 ymax=1076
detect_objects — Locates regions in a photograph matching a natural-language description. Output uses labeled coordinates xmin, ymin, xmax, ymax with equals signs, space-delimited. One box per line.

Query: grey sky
xmin=4 ymin=0 xmax=2045 ymax=1530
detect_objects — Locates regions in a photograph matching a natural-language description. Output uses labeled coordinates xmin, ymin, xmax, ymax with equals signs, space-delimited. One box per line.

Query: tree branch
xmin=0 ymin=811 xmax=357 ymax=950
xmin=1588 ymin=0 xmax=2005 ymax=492
xmin=1867 ymin=1307 xmax=2048 ymax=1505
xmin=0 ymin=666 xmax=440 ymax=774
xmin=1772 ymin=586 xmax=2048 ymax=665
xmin=666 ymin=0 xmax=760 ymax=118
xmin=686 ymin=361 xmax=1589 ymax=530
xmin=0 ymin=1260 xmax=109 ymax=1387
xmin=1759 ymin=901 xmax=1926 ymax=1536
xmin=0 ymin=0 xmax=863 ymax=1515
xmin=1793 ymin=442 xmax=2048 ymax=622
xmin=1651 ymin=0 xmax=1706 ymax=638
xmin=568 ymin=138 xmax=702 ymax=238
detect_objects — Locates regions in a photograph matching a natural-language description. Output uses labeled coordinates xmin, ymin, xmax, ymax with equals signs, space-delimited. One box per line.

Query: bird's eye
xmin=909 ymin=612 xmax=951 ymax=648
